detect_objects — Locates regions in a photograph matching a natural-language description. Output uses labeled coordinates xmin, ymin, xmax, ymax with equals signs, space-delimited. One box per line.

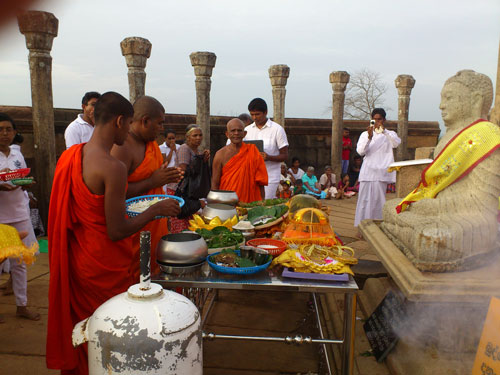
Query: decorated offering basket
xmin=0 ymin=168 xmax=30 ymax=182
xmin=246 ymin=238 xmax=287 ymax=257
xmin=282 ymin=207 xmax=340 ymax=246
xmin=125 ymin=194 xmax=185 ymax=219
xmin=207 ymin=250 xmax=272 ymax=275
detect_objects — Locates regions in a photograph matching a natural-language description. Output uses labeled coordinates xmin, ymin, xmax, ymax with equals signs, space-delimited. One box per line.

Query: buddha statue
xmin=381 ymin=70 xmax=500 ymax=272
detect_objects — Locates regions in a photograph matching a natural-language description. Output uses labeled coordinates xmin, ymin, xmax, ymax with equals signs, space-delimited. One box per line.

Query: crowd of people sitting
xmin=276 ymin=156 xmax=362 ymax=200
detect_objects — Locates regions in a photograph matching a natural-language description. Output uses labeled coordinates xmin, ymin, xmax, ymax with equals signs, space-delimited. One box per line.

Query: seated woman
xmin=288 ymin=157 xmax=305 ymax=185
xmin=319 ymin=165 xmax=337 ymax=199
xmin=302 ymin=166 xmax=326 ymax=199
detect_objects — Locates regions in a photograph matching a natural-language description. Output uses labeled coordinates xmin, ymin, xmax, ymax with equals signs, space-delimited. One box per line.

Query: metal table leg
xmin=312 ymin=293 xmax=333 ymax=375
xmin=341 ymin=292 xmax=356 ymax=375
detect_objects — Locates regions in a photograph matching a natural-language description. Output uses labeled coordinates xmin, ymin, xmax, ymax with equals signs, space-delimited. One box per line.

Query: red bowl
xmin=246 ymin=238 xmax=287 ymax=256
xmin=0 ymin=168 xmax=30 ymax=181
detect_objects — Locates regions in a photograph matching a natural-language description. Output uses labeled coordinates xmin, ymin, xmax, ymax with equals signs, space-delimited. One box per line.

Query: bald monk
xmin=47 ymin=92 xmax=181 ymax=374
xmin=111 ymin=96 xmax=182 ymax=275
xmin=212 ymin=118 xmax=268 ymax=203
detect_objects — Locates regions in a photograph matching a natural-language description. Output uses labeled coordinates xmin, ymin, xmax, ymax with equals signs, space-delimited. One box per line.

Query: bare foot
xmin=16 ymin=306 xmax=40 ymax=321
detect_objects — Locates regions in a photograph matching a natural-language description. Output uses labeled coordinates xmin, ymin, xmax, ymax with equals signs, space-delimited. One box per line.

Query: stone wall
xmin=0 ymin=104 xmax=440 ymax=185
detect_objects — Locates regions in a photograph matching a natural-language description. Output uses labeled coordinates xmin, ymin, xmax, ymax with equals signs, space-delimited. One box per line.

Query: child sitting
xmin=279 ymin=180 xmax=292 ymax=199
xmin=335 ymin=174 xmax=356 ymax=199
xmin=293 ymin=179 xmax=305 ymax=196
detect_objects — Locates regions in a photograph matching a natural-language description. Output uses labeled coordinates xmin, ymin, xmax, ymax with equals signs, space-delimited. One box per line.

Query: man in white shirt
xmin=158 ymin=128 xmax=181 ymax=192
xmin=243 ymin=98 xmax=289 ymax=199
xmin=64 ymin=91 xmax=101 ymax=149
xmin=354 ymin=108 xmax=401 ymax=227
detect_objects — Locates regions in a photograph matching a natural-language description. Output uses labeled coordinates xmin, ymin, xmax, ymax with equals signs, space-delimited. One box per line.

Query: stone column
xmin=18 ymin=11 xmax=58 ymax=227
xmin=329 ymin=71 xmax=350 ymax=179
xmin=190 ymin=52 xmax=216 ymax=151
xmin=395 ymin=75 xmax=416 ymax=161
xmin=268 ymin=64 xmax=290 ymax=127
xmin=120 ymin=37 xmax=152 ymax=104
xmin=490 ymin=40 xmax=500 ymax=126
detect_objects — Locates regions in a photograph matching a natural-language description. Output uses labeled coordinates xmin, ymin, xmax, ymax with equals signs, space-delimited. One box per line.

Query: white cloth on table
xmin=0 ymin=146 xmax=30 ymax=223
xmin=243 ymin=119 xmax=289 ymax=184
xmin=64 ymin=114 xmax=94 ymax=149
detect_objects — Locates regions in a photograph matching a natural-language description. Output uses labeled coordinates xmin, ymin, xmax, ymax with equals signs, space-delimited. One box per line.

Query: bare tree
xmin=344 ymin=69 xmax=390 ymax=120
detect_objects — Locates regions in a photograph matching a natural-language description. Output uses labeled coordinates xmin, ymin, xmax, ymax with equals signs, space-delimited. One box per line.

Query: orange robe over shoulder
xmin=46 ymin=144 xmax=136 ymax=374
xmin=220 ymin=142 xmax=268 ymax=203
xmin=128 ymin=141 xmax=168 ymax=275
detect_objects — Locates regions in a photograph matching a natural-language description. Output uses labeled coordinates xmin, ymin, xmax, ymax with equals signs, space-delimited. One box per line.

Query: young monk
xmin=212 ymin=118 xmax=268 ymax=203
xmin=46 ymin=92 xmax=181 ymax=374
xmin=111 ymin=96 xmax=182 ymax=275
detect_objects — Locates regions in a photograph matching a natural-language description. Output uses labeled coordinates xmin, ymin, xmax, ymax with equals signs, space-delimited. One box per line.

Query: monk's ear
xmin=225 ymin=130 xmax=229 ymax=139
xmin=116 ymin=115 xmax=124 ymax=129
xmin=141 ymin=115 xmax=150 ymax=128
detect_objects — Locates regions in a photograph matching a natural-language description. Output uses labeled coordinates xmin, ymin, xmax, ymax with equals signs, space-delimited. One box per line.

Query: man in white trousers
xmin=354 ymin=108 xmax=401 ymax=228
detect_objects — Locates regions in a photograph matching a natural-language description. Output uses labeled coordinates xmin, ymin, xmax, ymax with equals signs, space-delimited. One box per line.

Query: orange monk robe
xmin=220 ymin=142 xmax=268 ymax=203
xmin=128 ymin=141 xmax=168 ymax=275
xmin=47 ymin=144 xmax=136 ymax=374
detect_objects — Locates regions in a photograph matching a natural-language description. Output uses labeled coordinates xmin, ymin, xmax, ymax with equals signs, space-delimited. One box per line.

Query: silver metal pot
xmin=202 ymin=203 xmax=238 ymax=222
xmin=206 ymin=190 xmax=239 ymax=206
xmin=157 ymin=232 xmax=208 ymax=265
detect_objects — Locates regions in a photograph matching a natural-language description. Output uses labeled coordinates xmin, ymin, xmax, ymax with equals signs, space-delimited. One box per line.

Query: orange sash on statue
xmin=47 ymin=144 xmax=135 ymax=374
xmin=220 ymin=142 xmax=268 ymax=203
xmin=128 ymin=141 xmax=168 ymax=275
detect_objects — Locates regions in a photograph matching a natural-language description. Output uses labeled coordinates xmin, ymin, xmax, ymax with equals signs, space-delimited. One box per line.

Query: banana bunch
xmin=188 ymin=214 xmax=239 ymax=231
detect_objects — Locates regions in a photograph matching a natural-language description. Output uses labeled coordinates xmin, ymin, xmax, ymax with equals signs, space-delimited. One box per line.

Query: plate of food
xmin=0 ymin=168 xmax=30 ymax=182
xmin=125 ymin=194 xmax=185 ymax=218
xmin=207 ymin=249 xmax=272 ymax=275
xmin=195 ymin=226 xmax=245 ymax=254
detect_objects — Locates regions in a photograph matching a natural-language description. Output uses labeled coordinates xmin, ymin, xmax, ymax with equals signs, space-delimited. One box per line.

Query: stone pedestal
xmin=414 ymin=146 xmax=434 ymax=159
xmin=329 ymin=71 xmax=350 ymax=179
xmin=18 ymin=10 xmax=58 ymax=228
xmin=190 ymin=52 xmax=216 ymax=151
xmin=268 ymin=64 xmax=290 ymax=127
xmin=395 ymin=75 xmax=416 ymax=161
xmin=359 ymin=220 xmax=500 ymax=375
xmin=120 ymin=37 xmax=152 ymax=104
xmin=387 ymin=159 xmax=432 ymax=198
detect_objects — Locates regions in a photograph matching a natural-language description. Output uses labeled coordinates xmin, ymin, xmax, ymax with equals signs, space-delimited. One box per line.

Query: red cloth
xmin=342 ymin=136 xmax=352 ymax=160
xmin=220 ymin=143 xmax=268 ymax=203
xmin=128 ymin=141 xmax=168 ymax=275
xmin=46 ymin=144 xmax=135 ymax=374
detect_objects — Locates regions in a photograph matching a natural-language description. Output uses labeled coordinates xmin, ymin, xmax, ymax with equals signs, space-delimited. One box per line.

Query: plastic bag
xmin=175 ymin=154 xmax=211 ymax=200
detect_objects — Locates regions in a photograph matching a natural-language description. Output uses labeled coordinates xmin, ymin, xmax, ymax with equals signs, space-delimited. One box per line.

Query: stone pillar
xmin=268 ymin=64 xmax=290 ymax=127
xmin=120 ymin=37 xmax=152 ymax=104
xmin=18 ymin=10 xmax=58 ymax=228
xmin=329 ymin=71 xmax=350 ymax=179
xmin=395 ymin=75 xmax=416 ymax=161
xmin=490 ymin=40 xmax=500 ymax=126
xmin=190 ymin=52 xmax=216 ymax=151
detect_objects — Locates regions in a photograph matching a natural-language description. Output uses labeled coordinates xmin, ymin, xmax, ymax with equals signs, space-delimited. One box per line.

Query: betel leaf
xmin=235 ymin=257 xmax=256 ymax=268
xmin=211 ymin=226 xmax=231 ymax=235
xmin=247 ymin=206 xmax=269 ymax=221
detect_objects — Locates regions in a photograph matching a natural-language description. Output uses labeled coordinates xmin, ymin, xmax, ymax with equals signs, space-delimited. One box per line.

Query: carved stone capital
xmin=120 ymin=37 xmax=152 ymax=69
xmin=329 ymin=71 xmax=350 ymax=92
xmin=269 ymin=64 xmax=290 ymax=87
xmin=18 ymin=11 xmax=58 ymax=52
xmin=190 ymin=52 xmax=217 ymax=77
xmin=395 ymin=74 xmax=416 ymax=96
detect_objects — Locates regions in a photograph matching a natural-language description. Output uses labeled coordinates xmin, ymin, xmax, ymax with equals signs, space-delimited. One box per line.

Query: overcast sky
xmin=0 ymin=0 xmax=499 ymax=127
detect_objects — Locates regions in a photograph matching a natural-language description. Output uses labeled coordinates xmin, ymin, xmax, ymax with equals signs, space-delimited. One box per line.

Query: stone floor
xmin=0 ymin=194 xmax=394 ymax=374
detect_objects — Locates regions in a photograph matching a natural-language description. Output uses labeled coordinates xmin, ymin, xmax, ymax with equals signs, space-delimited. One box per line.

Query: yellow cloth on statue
xmin=0 ymin=224 xmax=37 ymax=265
xmin=396 ymin=120 xmax=500 ymax=213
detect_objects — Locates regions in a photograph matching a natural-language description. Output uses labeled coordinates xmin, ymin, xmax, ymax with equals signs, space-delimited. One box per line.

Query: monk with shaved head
xmin=111 ymin=95 xmax=182 ymax=274
xmin=212 ymin=118 xmax=268 ymax=203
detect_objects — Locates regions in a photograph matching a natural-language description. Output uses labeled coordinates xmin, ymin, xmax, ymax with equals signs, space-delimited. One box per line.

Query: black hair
xmin=371 ymin=108 xmax=386 ymax=119
xmin=248 ymin=98 xmax=267 ymax=113
xmin=12 ymin=133 xmax=24 ymax=145
xmin=93 ymin=92 xmax=133 ymax=125
xmin=238 ymin=113 xmax=251 ymax=123
xmin=0 ymin=113 xmax=16 ymax=129
xmin=341 ymin=173 xmax=349 ymax=180
xmin=353 ymin=154 xmax=362 ymax=160
xmin=82 ymin=91 xmax=101 ymax=106
xmin=291 ymin=157 xmax=300 ymax=164
xmin=343 ymin=127 xmax=349 ymax=131
xmin=164 ymin=128 xmax=176 ymax=137
xmin=295 ymin=179 xmax=303 ymax=185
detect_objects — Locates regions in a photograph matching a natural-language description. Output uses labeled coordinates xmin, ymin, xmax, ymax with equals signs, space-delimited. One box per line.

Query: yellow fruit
xmin=209 ymin=217 xmax=222 ymax=227
xmin=231 ymin=215 xmax=239 ymax=226
xmin=194 ymin=215 xmax=205 ymax=226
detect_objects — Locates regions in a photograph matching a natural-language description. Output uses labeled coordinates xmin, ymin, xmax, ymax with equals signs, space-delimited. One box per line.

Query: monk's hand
xmin=154 ymin=198 xmax=181 ymax=217
xmin=151 ymin=166 xmax=182 ymax=187
xmin=260 ymin=152 xmax=268 ymax=161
